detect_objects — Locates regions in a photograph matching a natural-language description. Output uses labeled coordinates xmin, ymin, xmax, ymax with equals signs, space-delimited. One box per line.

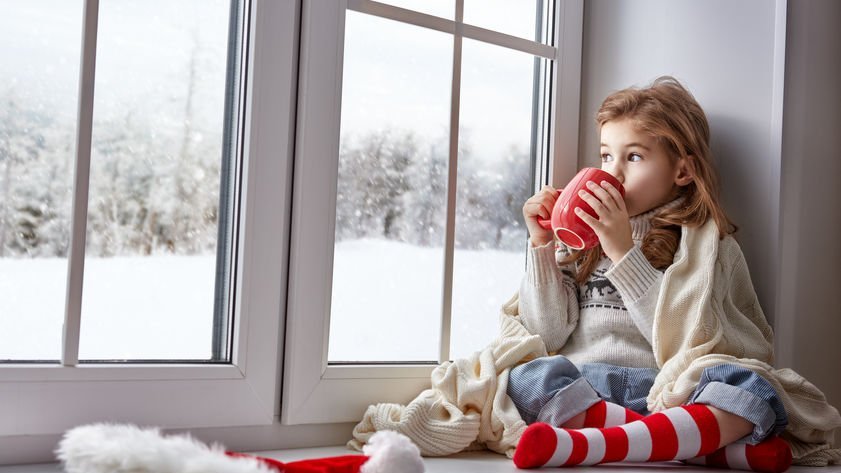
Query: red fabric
xmin=624 ymin=407 xmax=643 ymax=423
xmin=643 ymin=412 xmax=679 ymax=461
xmin=513 ymin=422 xmax=558 ymax=469
xmin=745 ymin=437 xmax=792 ymax=473
xmin=683 ymin=404 xmax=721 ymax=456
xmin=686 ymin=436 xmax=792 ymax=473
xmin=600 ymin=426 xmax=629 ymax=463
xmin=284 ymin=455 xmax=369 ymax=473
xmin=564 ymin=429 xmax=588 ymax=466
xmin=225 ymin=451 xmax=370 ymax=473
xmin=582 ymin=400 xmax=607 ymax=428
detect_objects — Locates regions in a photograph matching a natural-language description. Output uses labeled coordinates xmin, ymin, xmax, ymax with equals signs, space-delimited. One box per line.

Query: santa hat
xmin=56 ymin=423 xmax=424 ymax=473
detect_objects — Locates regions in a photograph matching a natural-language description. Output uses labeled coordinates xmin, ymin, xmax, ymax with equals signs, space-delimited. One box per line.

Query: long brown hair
xmin=566 ymin=76 xmax=736 ymax=284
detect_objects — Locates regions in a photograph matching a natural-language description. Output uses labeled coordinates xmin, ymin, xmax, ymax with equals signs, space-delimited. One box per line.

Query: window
xmin=0 ymin=0 xmax=298 ymax=455
xmin=0 ymin=0 xmax=238 ymax=362
xmin=0 ymin=0 xmax=583 ymax=463
xmin=0 ymin=0 xmax=236 ymax=363
xmin=283 ymin=0 xmax=582 ymax=424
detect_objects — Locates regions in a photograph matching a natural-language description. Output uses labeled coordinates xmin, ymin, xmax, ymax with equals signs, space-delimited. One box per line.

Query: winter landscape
xmin=1 ymin=1 xmax=540 ymax=362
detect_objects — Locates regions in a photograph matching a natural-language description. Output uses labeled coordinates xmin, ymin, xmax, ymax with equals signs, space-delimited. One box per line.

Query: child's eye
xmin=628 ymin=153 xmax=643 ymax=162
xmin=600 ymin=153 xmax=613 ymax=163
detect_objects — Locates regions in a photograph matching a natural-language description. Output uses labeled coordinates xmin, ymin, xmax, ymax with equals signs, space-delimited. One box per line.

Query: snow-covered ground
xmin=0 ymin=255 xmax=217 ymax=360
xmin=0 ymin=239 xmax=525 ymax=362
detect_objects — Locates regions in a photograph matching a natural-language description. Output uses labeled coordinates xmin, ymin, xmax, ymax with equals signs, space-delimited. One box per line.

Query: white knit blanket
xmin=348 ymin=304 xmax=546 ymax=457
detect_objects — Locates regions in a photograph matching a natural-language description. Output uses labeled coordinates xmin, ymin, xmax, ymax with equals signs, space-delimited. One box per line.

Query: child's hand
xmin=575 ymin=180 xmax=634 ymax=263
xmin=523 ymin=185 xmax=560 ymax=247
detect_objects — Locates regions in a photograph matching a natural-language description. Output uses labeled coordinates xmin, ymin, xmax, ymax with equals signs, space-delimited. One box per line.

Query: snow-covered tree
xmin=0 ymin=92 xmax=72 ymax=257
xmin=402 ymin=140 xmax=448 ymax=247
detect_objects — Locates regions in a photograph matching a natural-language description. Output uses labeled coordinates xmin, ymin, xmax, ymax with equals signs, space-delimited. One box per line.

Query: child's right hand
xmin=523 ymin=185 xmax=561 ymax=247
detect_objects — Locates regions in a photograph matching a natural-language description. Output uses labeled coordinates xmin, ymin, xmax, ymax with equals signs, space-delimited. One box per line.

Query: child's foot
xmin=513 ymin=422 xmax=558 ymax=468
xmin=684 ymin=435 xmax=792 ymax=473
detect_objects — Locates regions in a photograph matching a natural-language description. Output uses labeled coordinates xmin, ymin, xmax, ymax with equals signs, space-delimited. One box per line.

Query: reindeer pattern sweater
xmin=518 ymin=199 xmax=684 ymax=369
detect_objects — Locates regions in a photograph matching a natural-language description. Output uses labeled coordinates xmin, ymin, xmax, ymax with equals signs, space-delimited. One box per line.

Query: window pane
xmin=463 ymin=0 xmax=548 ymax=43
xmin=0 ymin=1 xmax=83 ymax=361
xmin=78 ymin=0 xmax=234 ymax=360
xmin=375 ymin=0 xmax=453 ymax=20
xmin=450 ymin=39 xmax=538 ymax=360
xmin=328 ymin=12 xmax=452 ymax=362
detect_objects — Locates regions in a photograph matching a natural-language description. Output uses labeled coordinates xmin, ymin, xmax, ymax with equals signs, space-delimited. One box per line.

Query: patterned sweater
xmin=519 ymin=199 xmax=685 ymax=368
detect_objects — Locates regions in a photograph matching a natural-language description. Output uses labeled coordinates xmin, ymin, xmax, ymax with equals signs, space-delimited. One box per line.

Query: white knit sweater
xmin=518 ymin=200 xmax=681 ymax=368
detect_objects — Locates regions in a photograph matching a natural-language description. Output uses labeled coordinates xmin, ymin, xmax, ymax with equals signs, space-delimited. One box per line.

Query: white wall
xmin=777 ymin=0 xmax=841 ymax=445
xmin=579 ymin=0 xmax=840 ymax=444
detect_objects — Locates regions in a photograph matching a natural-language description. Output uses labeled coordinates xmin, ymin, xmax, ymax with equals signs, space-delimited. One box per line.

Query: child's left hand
xmin=575 ymin=180 xmax=634 ymax=264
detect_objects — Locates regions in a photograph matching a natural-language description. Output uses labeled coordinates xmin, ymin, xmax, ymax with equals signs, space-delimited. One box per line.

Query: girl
xmin=507 ymin=77 xmax=840 ymax=472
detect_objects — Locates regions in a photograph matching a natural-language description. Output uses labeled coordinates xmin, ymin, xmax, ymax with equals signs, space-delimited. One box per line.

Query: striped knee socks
xmin=514 ymin=404 xmax=720 ymax=468
xmin=514 ymin=403 xmax=792 ymax=472
xmin=579 ymin=399 xmax=643 ymax=427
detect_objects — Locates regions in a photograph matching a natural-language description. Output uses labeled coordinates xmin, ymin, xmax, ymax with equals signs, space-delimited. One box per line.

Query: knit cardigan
xmin=646 ymin=218 xmax=841 ymax=464
xmin=350 ymin=219 xmax=841 ymax=465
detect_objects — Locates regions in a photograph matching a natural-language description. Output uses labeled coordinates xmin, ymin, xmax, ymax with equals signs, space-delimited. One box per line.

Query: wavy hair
xmin=566 ymin=76 xmax=736 ymax=285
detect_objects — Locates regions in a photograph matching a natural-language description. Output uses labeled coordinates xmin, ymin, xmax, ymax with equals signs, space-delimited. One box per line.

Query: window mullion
xmin=347 ymin=0 xmax=455 ymax=36
xmin=62 ymin=0 xmax=100 ymax=367
xmin=439 ymin=0 xmax=464 ymax=364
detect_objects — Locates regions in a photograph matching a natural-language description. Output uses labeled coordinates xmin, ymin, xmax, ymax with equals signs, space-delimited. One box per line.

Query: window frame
xmin=0 ymin=0 xmax=586 ymax=462
xmin=281 ymin=0 xmax=583 ymax=425
xmin=0 ymin=0 xmax=296 ymax=450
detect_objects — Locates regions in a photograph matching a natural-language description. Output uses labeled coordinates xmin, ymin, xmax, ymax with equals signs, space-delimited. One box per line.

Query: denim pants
xmin=507 ymin=355 xmax=788 ymax=444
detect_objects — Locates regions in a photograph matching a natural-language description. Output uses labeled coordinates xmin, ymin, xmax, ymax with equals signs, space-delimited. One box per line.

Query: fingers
xmin=574 ymin=206 xmax=597 ymax=229
xmin=577 ymin=188 xmax=610 ymax=217
xmin=583 ymin=181 xmax=619 ymax=212
xmin=599 ymin=180 xmax=626 ymax=212
xmin=524 ymin=185 xmax=560 ymax=220
xmin=543 ymin=184 xmax=560 ymax=197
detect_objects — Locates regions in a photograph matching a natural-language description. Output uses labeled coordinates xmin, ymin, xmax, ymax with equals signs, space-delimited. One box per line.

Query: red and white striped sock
xmin=580 ymin=400 xmax=644 ymax=428
xmin=684 ymin=435 xmax=792 ymax=473
xmin=513 ymin=403 xmax=721 ymax=468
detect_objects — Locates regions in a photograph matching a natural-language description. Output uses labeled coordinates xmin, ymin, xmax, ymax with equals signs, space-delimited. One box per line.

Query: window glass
xmin=463 ymin=0 xmax=547 ymax=43
xmin=328 ymin=11 xmax=452 ymax=362
xmin=450 ymin=39 xmax=536 ymax=359
xmin=78 ymin=0 xmax=232 ymax=360
xmin=0 ymin=0 xmax=83 ymax=361
xmin=376 ymin=0 xmax=453 ymax=20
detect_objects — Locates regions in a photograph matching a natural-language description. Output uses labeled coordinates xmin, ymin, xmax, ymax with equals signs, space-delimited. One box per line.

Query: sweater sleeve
xmin=517 ymin=241 xmax=580 ymax=353
xmin=604 ymin=245 xmax=663 ymax=345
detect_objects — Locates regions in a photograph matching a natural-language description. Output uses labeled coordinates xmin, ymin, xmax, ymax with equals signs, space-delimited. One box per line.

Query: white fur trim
xmin=57 ymin=423 xmax=272 ymax=473
xmin=361 ymin=430 xmax=424 ymax=473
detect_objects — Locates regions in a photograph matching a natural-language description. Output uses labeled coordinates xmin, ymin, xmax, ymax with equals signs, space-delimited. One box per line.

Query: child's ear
xmin=674 ymin=156 xmax=695 ymax=187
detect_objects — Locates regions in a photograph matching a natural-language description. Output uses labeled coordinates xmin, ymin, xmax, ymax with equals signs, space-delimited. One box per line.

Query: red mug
xmin=537 ymin=167 xmax=625 ymax=250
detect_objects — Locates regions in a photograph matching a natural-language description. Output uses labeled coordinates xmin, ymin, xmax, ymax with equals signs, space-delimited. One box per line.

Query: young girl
xmin=507 ymin=77 xmax=840 ymax=472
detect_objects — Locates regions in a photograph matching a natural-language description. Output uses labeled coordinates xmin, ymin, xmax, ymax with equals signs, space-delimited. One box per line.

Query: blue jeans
xmin=507 ymin=355 xmax=788 ymax=444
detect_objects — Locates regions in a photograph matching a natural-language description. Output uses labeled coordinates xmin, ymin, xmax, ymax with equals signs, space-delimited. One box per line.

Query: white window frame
xmin=282 ymin=0 xmax=583 ymax=425
xmin=0 ymin=0 xmax=299 ymax=461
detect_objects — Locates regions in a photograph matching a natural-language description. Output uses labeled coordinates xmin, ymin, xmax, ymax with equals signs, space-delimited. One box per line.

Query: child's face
xmin=599 ymin=118 xmax=687 ymax=217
